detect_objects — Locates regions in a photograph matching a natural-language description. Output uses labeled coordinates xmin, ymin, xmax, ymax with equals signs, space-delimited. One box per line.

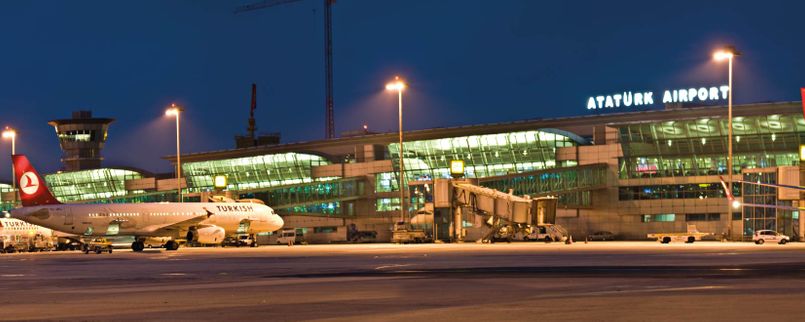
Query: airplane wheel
xmin=165 ymin=240 xmax=180 ymax=251
xmin=131 ymin=242 xmax=145 ymax=252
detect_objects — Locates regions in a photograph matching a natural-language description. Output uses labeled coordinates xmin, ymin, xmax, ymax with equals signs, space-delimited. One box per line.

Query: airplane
xmin=0 ymin=217 xmax=56 ymax=252
xmin=9 ymin=154 xmax=284 ymax=252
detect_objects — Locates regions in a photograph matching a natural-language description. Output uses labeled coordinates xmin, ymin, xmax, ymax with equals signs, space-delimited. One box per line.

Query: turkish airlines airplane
xmin=9 ymin=155 xmax=284 ymax=252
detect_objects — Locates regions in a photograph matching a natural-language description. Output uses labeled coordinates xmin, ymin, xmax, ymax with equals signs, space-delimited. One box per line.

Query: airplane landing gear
xmin=164 ymin=240 xmax=180 ymax=251
xmin=131 ymin=241 xmax=145 ymax=252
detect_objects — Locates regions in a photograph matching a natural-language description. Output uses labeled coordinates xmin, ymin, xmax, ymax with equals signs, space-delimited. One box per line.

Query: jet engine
xmin=187 ymin=225 xmax=225 ymax=244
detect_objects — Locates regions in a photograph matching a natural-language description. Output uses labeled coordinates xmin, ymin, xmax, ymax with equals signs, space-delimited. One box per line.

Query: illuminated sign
xmin=450 ymin=160 xmax=465 ymax=178
xmin=213 ymin=175 xmax=227 ymax=189
xmin=587 ymin=85 xmax=729 ymax=110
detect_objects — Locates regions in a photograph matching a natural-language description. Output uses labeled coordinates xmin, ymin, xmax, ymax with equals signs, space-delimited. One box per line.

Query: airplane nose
xmin=273 ymin=215 xmax=284 ymax=230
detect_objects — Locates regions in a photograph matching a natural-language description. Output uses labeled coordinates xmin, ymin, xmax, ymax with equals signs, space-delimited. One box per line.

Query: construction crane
xmin=235 ymin=0 xmax=337 ymax=140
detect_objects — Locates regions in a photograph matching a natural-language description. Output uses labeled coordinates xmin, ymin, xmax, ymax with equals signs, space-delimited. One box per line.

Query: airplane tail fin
xmin=12 ymin=154 xmax=61 ymax=207
xmin=718 ymin=176 xmax=735 ymax=201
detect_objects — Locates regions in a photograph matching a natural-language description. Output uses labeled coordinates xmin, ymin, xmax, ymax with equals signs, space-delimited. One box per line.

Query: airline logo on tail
xmin=12 ymin=155 xmax=61 ymax=207
xmin=20 ymin=172 xmax=40 ymax=195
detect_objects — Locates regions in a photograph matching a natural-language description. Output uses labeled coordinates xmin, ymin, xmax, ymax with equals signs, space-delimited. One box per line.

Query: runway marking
xmin=161 ymin=273 xmax=188 ymax=276
xmin=580 ymin=285 xmax=726 ymax=297
xmin=1 ymin=274 xmax=26 ymax=277
xmin=48 ymin=276 xmax=414 ymax=294
xmin=375 ymin=264 xmax=416 ymax=270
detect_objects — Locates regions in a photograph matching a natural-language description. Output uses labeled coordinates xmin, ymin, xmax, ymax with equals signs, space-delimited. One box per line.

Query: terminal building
xmin=1 ymin=101 xmax=803 ymax=242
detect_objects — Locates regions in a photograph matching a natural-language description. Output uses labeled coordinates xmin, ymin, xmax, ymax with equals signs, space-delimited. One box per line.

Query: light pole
xmin=714 ymin=46 xmax=740 ymax=240
xmin=2 ymin=127 xmax=16 ymax=206
xmin=165 ymin=104 xmax=184 ymax=203
xmin=386 ymin=77 xmax=407 ymax=224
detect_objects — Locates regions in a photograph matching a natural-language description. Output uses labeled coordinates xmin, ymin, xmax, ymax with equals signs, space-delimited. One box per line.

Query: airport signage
xmin=587 ymin=85 xmax=729 ymax=110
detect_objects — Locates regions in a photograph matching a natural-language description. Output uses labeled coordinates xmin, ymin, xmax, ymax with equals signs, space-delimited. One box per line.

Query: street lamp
xmin=165 ymin=104 xmax=184 ymax=203
xmin=2 ymin=127 xmax=16 ymax=206
xmin=386 ymin=76 xmax=407 ymax=224
xmin=714 ymin=45 xmax=739 ymax=239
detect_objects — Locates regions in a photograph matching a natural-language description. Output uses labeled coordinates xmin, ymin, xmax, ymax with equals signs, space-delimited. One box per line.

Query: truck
xmin=522 ymin=224 xmax=568 ymax=243
xmin=391 ymin=221 xmax=429 ymax=244
xmin=82 ymin=237 xmax=113 ymax=254
xmin=648 ymin=224 xmax=713 ymax=244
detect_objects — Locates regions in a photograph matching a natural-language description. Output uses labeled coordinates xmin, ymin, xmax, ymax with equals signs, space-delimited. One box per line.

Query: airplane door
xmin=64 ymin=209 xmax=74 ymax=226
xmin=237 ymin=220 xmax=251 ymax=234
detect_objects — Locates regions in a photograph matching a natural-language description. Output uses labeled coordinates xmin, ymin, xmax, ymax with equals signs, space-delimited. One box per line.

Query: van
xmin=276 ymin=228 xmax=297 ymax=245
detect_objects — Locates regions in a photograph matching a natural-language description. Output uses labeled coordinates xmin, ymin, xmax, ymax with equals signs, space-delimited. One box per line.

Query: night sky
xmin=1 ymin=0 xmax=804 ymax=179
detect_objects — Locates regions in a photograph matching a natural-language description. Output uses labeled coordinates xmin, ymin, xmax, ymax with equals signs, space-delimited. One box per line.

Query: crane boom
xmin=234 ymin=0 xmax=303 ymax=13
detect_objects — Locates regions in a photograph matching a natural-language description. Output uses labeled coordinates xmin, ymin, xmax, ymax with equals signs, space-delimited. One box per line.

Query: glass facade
xmin=182 ymin=153 xmax=332 ymax=192
xmin=479 ymin=164 xmax=606 ymax=207
xmin=241 ymin=177 xmax=363 ymax=217
xmin=618 ymin=115 xmax=805 ymax=179
xmin=0 ymin=183 xmax=14 ymax=211
xmin=389 ymin=130 xmax=579 ymax=184
xmin=45 ymin=168 xmax=144 ymax=202
xmin=376 ymin=197 xmax=401 ymax=212
xmin=619 ymin=183 xmax=740 ymax=201
xmin=742 ymin=172 xmax=797 ymax=238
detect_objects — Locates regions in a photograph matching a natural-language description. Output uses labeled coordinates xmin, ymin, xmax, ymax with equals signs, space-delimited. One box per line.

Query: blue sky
xmin=0 ymin=0 xmax=803 ymax=177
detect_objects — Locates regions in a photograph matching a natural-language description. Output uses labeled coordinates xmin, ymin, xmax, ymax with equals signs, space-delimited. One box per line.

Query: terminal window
xmin=58 ymin=130 xmax=96 ymax=142
xmin=685 ymin=213 xmax=721 ymax=222
xmin=641 ymin=214 xmax=676 ymax=223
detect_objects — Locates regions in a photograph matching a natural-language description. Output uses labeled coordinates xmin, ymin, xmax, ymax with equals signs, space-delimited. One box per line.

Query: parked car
xmin=587 ymin=231 xmax=616 ymax=241
xmin=222 ymin=235 xmax=257 ymax=247
xmin=753 ymin=230 xmax=790 ymax=245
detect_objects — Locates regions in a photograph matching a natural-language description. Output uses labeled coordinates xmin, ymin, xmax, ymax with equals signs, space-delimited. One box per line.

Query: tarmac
xmin=1 ymin=241 xmax=805 ymax=321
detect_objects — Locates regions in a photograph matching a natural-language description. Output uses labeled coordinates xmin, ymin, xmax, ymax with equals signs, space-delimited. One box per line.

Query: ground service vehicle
xmin=391 ymin=222 xmax=429 ymax=244
xmin=753 ymin=230 xmax=790 ymax=244
xmin=523 ymin=224 xmax=567 ymax=242
xmin=277 ymin=228 xmax=305 ymax=245
xmin=223 ymin=235 xmax=257 ymax=247
xmin=648 ymin=225 xmax=712 ymax=243
xmin=83 ymin=237 xmax=113 ymax=254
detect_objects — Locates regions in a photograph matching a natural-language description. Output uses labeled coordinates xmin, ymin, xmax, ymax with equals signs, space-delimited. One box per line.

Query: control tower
xmin=48 ymin=111 xmax=114 ymax=171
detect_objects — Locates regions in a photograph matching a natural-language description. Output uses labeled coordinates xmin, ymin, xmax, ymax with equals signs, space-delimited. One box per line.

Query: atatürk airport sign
xmin=587 ymin=85 xmax=729 ymax=110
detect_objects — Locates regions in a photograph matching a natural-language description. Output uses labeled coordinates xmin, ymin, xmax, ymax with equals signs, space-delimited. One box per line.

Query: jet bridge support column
xmin=453 ymin=205 xmax=463 ymax=242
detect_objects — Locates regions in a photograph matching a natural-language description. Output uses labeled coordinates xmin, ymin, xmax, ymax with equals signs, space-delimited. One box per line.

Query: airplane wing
xmin=142 ymin=209 xmax=214 ymax=236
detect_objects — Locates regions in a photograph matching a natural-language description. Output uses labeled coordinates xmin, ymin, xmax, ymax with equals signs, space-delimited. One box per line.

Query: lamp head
xmin=713 ymin=45 xmax=740 ymax=61
xmin=385 ymin=76 xmax=406 ymax=91
xmin=1 ymin=127 xmax=15 ymax=139
xmin=165 ymin=103 xmax=182 ymax=117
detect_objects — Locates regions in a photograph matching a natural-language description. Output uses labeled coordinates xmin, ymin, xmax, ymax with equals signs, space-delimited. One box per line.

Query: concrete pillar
xmin=453 ymin=206 xmax=463 ymax=242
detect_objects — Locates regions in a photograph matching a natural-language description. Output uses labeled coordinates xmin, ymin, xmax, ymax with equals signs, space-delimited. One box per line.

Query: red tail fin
xmin=12 ymin=154 xmax=61 ymax=207
xmin=718 ymin=176 xmax=734 ymax=201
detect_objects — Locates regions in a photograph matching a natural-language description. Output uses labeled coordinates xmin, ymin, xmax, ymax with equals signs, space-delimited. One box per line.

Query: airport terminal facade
xmin=2 ymin=102 xmax=803 ymax=242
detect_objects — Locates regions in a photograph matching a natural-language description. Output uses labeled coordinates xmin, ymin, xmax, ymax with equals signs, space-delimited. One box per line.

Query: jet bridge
xmin=419 ymin=179 xmax=558 ymax=243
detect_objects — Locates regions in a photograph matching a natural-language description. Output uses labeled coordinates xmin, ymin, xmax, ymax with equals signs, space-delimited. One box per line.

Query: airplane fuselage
xmin=10 ymin=202 xmax=283 ymax=240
